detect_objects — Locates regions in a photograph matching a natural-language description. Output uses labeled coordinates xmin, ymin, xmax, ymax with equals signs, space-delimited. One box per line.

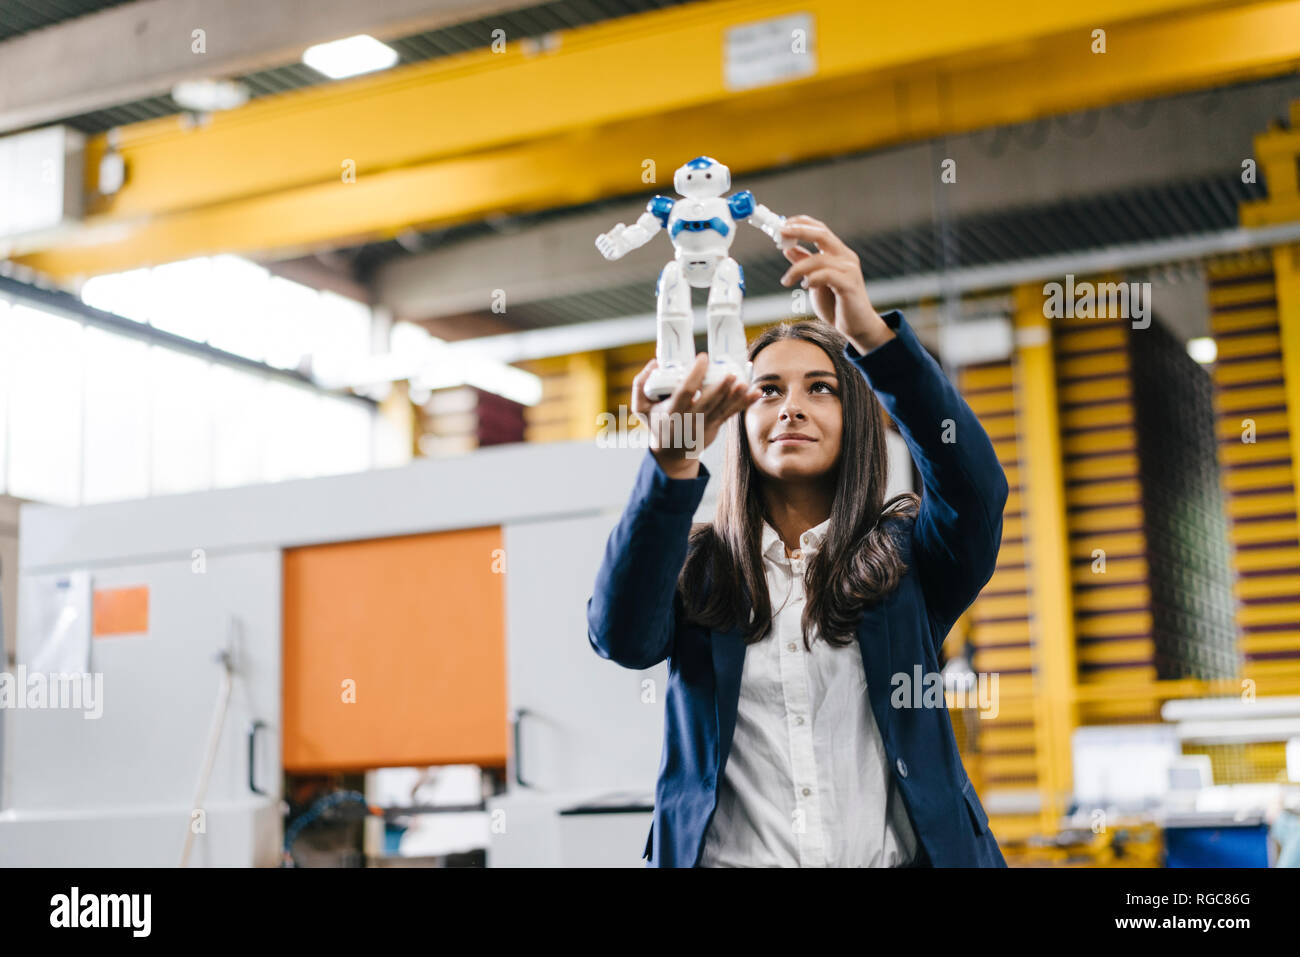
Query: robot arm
xmin=595 ymin=197 xmax=672 ymax=260
xmin=728 ymin=189 xmax=794 ymax=250
xmin=748 ymin=201 xmax=796 ymax=250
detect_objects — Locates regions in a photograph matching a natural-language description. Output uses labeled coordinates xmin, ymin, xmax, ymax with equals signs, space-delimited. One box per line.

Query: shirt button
xmin=787 ymin=642 xmax=797 ymax=652
xmin=801 ymin=787 xmax=811 ymax=796
xmin=795 ymin=716 xmax=805 ymax=725
xmin=896 ymin=758 xmax=908 ymax=778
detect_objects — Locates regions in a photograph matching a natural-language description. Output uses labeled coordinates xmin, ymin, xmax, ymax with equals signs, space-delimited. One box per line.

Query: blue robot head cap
xmin=675 ymin=156 xmax=730 ymax=198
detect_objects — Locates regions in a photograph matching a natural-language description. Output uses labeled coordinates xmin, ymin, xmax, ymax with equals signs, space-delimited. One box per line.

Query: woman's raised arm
xmin=777 ymin=215 xmax=1009 ymax=648
xmin=845 ymin=309 xmax=1010 ymax=645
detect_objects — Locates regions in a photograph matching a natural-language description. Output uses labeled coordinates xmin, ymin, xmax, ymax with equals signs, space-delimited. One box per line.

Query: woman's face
xmin=744 ymin=338 xmax=843 ymax=482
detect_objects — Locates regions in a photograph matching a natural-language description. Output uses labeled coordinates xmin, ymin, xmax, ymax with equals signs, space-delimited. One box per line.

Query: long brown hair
xmin=678 ymin=319 xmax=919 ymax=648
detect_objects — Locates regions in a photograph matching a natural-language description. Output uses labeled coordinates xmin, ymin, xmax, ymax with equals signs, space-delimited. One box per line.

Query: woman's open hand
xmin=777 ymin=215 xmax=896 ymax=354
xmin=632 ymin=352 xmax=761 ymax=480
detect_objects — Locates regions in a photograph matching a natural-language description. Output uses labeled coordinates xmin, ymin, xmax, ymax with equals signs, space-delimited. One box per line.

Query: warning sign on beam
xmin=724 ymin=13 xmax=818 ymax=92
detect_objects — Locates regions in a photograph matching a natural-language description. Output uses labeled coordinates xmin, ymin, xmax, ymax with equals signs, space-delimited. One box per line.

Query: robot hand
xmin=752 ymin=205 xmax=796 ymax=251
xmin=595 ymin=224 xmax=631 ymax=261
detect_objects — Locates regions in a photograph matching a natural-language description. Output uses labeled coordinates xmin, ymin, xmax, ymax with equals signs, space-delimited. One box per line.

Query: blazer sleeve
xmin=586 ymin=448 xmax=712 ymax=670
xmin=844 ymin=309 xmax=1010 ymax=650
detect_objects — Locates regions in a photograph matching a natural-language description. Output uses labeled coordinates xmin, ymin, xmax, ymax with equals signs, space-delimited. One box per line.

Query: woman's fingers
xmin=716 ymin=379 xmax=758 ymax=417
xmin=649 ymin=357 xmax=760 ymax=437
xmin=780 ymin=220 xmax=853 ymax=258
xmin=779 ymin=251 xmax=828 ymax=287
xmin=800 ymin=267 xmax=844 ymax=292
xmin=715 ymin=387 xmax=759 ymax=426
xmin=666 ymin=353 xmax=710 ymax=415
xmin=784 ymin=213 xmax=830 ymax=233
xmin=784 ymin=223 xmax=836 ymax=253
xmin=631 ymin=358 xmax=656 ymax=417
xmin=782 ymin=256 xmax=859 ymax=290
xmin=692 ymin=375 xmax=736 ymax=419
xmin=723 ymin=383 xmax=762 ymax=419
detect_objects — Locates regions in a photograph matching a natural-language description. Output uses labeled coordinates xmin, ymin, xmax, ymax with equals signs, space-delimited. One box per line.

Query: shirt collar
xmin=761 ymin=515 xmax=832 ymax=562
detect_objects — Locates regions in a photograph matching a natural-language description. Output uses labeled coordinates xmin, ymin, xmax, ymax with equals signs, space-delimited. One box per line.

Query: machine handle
xmin=248 ymin=720 xmax=268 ymax=795
xmin=513 ymin=708 xmax=533 ymax=789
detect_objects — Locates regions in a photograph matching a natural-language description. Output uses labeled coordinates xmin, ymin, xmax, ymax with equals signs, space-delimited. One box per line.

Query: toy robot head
xmin=674 ymin=156 xmax=730 ymax=199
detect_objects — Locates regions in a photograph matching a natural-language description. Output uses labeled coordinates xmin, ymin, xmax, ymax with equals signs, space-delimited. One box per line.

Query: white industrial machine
xmin=0 ymin=425 xmax=913 ymax=867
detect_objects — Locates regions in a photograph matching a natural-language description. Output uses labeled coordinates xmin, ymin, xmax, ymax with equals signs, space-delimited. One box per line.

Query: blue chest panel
xmin=670 ymin=217 xmax=730 ymax=239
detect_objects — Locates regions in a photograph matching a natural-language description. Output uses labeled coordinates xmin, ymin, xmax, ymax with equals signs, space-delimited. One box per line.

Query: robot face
xmin=674 ymin=156 xmax=730 ymax=199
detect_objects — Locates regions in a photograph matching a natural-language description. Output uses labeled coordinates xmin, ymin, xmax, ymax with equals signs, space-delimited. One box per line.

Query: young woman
xmin=586 ymin=215 xmax=1009 ymax=867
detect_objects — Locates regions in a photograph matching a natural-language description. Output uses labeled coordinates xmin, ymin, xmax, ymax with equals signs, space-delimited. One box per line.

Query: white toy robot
xmin=595 ymin=156 xmax=796 ymax=400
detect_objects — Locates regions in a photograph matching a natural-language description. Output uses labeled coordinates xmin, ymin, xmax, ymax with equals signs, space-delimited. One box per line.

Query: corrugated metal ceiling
xmin=0 ymin=0 xmax=135 ymax=43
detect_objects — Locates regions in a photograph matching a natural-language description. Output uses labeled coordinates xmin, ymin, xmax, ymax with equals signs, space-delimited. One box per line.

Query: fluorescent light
xmin=171 ymin=79 xmax=249 ymax=112
xmin=302 ymin=34 xmax=399 ymax=79
xmin=1186 ymin=336 xmax=1217 ymax=364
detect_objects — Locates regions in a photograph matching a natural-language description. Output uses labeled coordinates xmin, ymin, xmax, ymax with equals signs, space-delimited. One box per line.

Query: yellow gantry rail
xmin=16 ymin=0 xmax=1300 ymax=278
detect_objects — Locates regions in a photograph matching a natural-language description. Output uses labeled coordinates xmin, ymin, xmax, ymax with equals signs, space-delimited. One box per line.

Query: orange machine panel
xmin=282 ymin=526 xmax=507 ymax=772
xmin=92 ymin=586 xmax=149 ymax=637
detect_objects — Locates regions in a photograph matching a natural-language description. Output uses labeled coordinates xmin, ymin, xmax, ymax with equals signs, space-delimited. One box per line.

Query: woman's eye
xmin=758 ymin=382 xmax=834 ymax=396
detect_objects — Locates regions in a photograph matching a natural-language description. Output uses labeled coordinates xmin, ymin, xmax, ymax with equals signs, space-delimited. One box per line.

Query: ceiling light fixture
xmin=171 ymin=79 xmax=250 ymax=112
xmin=302 ymin=34 xmax=399 ymax=80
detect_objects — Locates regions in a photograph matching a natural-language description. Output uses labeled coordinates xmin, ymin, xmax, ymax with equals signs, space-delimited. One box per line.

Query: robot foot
xmin=645 ymin=364 xmax=688 ymax=402
xmin=703 ymin=356 xmax=753 ymax=389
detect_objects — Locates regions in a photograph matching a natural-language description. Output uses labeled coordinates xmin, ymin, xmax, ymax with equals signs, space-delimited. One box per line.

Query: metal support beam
xmin=1242 ymin=100 xmax=1300 ymax=583
xmin=567 ymin=351 xmax=607 ymax=440
xmin=445 ymin=221 xmax=1300 ymax=366
xmin=17 ymin=0 xmax=1300 ymax=279
xmin=1272 ymin=243 xmax=1300 ymax=538
xmin=1242 ymin=121 xmax=1300 ymax=226
xmin=1012 ymin=283 xmax=1079 ymax=837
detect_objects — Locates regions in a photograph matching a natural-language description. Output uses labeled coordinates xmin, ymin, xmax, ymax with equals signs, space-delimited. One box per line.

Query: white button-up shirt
xmin=698 ymin=516 xmax=919 ymax=867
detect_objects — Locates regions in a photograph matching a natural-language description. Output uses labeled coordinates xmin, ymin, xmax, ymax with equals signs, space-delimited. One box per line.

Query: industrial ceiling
xmin=3 ymin=0 xmax=1300 ymax=355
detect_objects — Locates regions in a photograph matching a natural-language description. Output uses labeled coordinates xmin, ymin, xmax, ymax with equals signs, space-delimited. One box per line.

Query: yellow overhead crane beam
xmin=17 ymin=0 xmax=1300 ymax=279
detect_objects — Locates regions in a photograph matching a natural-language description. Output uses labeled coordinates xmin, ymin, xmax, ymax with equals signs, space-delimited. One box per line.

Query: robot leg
xmin=704 ymin=257 xmax=752 ymax=387
xmin=646 ymin=260 xmax=695 ymax=401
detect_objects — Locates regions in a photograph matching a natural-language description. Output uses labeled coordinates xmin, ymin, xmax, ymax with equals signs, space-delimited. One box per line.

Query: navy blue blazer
xmin=586 ymin=309 xmax=1010 ymax=867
